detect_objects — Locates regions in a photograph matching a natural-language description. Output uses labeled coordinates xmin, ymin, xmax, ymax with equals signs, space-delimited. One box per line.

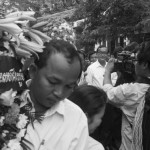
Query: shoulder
xmin=87 ymin=61 xmax=98 ymax=72
xmin=88 ymin=136 xmax=104 ymax=150
xmin=88 ymin=61 xmax=98 ymax=69
xmin=64 ymin=98 xmax=82 ymax=109
xmin=64 ymin=98 xmax=87 ymax=121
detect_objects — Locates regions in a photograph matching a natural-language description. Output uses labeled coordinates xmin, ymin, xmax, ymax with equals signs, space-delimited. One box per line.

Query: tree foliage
xmin=105 ymin=0 xmax=149 ymax=39
xmin=72 ymin=0 xmax=150 ymax=48
xmin=3 ymin=0 xmax=81 ymax=16
xmin=4 ymin=0 xmax=41 ymax=11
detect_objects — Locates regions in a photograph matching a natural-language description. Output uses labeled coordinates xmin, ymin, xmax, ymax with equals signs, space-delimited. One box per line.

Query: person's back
xmin=25 ymin=40 xmax=89 ymax=150
xmin=103 ymin=41 xmax=150 ymax=150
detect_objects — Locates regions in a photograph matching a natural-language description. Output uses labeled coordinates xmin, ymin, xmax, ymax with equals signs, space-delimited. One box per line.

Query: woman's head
xmin=69 ymin=85 xmax=107 ymax=134
xmin=135 ymin=41 xmax=150 ymax=78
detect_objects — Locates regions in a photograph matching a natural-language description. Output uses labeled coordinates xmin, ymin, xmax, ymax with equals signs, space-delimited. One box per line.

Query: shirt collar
xmin=27 ymin=92 xmax=65 ymax=118
xmin=95 ymin=60 xmax=107 ymax=68
xmin=44 ymin=100 xmax=65 ymax=117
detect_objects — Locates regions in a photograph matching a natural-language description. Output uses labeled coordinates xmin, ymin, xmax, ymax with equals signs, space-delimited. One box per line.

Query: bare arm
xmin=103 ymin=58 xmax=115 ymax=85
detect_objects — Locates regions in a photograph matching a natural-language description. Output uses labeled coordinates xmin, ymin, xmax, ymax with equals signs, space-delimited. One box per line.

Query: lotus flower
xmin=0 ymin=88 xmax=17 ymax=106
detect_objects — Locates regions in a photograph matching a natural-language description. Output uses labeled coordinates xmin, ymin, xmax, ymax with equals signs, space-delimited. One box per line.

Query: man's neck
xmin=98 ymin=59 xmax=106 ymax=67
xmin=29 ymin=89 xmax=48 ymax=114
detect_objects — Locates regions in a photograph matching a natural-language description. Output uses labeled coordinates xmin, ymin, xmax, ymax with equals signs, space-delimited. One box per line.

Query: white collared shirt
xmin=25 ymin=99 xmax=89 ymax=150
xmin=85 ymin=60 xmax=117 ymax=88
xmin=103 ymin=83 xmax=150 ymax=150
xmin=88 ymin=136 xmax=104 ymax=150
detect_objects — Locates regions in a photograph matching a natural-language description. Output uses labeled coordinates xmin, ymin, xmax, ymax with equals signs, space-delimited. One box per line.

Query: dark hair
xmin=69 ymin=85 xmax=107 ymax=118
xmin=113 ymin=46 xmax=123 ymax=58
xmin=88 ymin=51 xmax=97 ymax=60
xmin=35 ymin=39 xmax=82 ymax=79
xmin=137 ymin=41 xmax=150 ymax=70
xmin=96 ymin=46 xmax=108 ymax=53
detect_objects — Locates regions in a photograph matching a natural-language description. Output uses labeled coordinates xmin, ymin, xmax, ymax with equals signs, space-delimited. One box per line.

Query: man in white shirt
xmin=25 ymin=40 xmax=89 ymax=150
xmin=85 ymin=46 xmax=117 ymax=88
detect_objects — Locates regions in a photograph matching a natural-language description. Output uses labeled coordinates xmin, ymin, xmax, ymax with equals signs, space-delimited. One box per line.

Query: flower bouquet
xmin=0 ymin=88 xmax=34 ymax=150
xmin=0 ymin=4 xmax=49 ymax=150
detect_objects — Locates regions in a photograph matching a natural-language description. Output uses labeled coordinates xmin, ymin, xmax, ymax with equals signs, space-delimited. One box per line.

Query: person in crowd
xmin=77 ymin=50 xmax=86 ymax=71
xmin=25 ymin=40 xmax=89 ymax=150
xmin=85 ymin=46 xmax=117 ymax=88
xmin=103 ymin=41 xmax=150 ymax=150
xmin=69 ymin=85 xmax=107 ymax=150
xmin=77 ymin=50 xmax=88 ymax=85
xmin=90 ymin=45 xmax=123 ymax=150
xmin=88 ymin=51 xmax=97 ymax=64
xmin=113 ymin=46 xmax=123 ymax=59
xmin=112 ymin=45 xmax=135 ymax=85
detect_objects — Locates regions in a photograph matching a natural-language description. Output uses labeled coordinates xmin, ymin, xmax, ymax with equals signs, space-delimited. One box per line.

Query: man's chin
xmin=47 ymin=101 xmax=59 ymax=108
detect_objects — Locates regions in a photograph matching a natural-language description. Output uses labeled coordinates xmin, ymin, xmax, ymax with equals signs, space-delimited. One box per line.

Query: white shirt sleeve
xmin=103 ymin=83 xmax=146 ymax=108
xmin=85 ymin=67 xmax=93 ymax=85
xmin=103 ymin=83 xmax=132 ymax=107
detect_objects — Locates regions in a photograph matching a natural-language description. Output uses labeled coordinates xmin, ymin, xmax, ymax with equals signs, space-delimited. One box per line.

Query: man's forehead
xmin=97 ymin=47 xmax=108 ymax=53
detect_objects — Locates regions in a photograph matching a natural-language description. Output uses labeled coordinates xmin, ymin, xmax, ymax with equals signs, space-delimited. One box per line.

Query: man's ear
xmin=85 ymin=112 xmax=92 ymax=124
xmin=29 ymin=63 xmax=38 ymax=79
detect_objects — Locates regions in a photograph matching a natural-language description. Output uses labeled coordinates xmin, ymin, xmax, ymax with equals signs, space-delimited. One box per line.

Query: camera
xmin=114 ymin=51 xmax=136 ymax=74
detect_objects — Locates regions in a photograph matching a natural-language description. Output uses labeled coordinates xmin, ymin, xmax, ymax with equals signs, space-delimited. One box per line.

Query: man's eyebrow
xmin=47 ymin=76 xmax=77 ymax=85
xmin=47 ymin=76 xmax=61 ymax=82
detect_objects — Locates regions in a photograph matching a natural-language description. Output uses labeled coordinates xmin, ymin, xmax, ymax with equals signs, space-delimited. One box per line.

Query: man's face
xmin=97 ymin=47 xmax=108 ymax=61
xmin=30 ymin=53 xmax=81 ymax=110
xmin=90 ymin=53 xmax=97 ymax=63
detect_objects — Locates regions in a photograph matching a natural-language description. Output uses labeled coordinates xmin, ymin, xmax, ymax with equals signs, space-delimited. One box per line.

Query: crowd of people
xmin=1 ymin=26 xmax=150 ymax=150
xmin=75 ymin=41 xmax=150 ymax=150
xmin=1 ymin=0 xmax=150 ymax=149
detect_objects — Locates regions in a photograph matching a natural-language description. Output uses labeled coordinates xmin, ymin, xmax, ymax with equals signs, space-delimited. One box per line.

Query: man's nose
xmin=53 ymin=85 xmax=64 ymax=98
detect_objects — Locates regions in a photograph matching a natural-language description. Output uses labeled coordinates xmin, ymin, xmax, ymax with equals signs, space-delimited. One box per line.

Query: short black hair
xmin=69 ymin=85 xmax=107 ymax=118
xmin=35 ymin=39 xmax=82 ymax=79
xmin=113 ymin=46 xmax=123 ymax=58
xmin=88 ymin=51 xmax=97 ymax=60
